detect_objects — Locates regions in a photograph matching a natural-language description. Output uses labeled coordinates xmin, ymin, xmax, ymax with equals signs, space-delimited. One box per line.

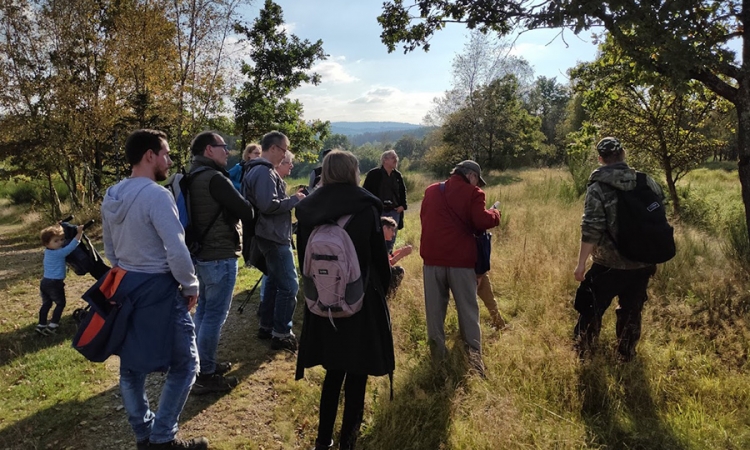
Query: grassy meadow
xmin=0 ymin=166 xmax=749 ymax=449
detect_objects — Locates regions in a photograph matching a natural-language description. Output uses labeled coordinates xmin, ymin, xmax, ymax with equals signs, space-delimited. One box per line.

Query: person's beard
xmin=155 ymin=167 xmax=168 ymax=182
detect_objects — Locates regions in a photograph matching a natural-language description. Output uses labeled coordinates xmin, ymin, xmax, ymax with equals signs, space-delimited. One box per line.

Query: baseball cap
xmin=455 ymin=160 xmax=486 ymax=187
xmin=596 ymin=137 xmax=623 ymax=157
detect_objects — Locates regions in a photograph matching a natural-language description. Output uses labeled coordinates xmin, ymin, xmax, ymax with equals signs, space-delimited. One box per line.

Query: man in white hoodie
xmin=101 ymin=129 xmax=208 ymax=450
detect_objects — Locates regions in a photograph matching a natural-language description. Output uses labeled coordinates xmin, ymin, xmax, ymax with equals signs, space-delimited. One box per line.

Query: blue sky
xmin=239 ymin=1 xmax=600 ymax=125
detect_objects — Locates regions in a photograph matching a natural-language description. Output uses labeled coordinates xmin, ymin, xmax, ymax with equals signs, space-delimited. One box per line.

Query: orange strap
xmin=98 ymin=267 xmax=127 ymax=299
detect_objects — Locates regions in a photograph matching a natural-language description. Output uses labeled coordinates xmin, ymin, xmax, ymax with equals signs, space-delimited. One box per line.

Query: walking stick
xmin=237 ymin=276 xmax=263 ymax=314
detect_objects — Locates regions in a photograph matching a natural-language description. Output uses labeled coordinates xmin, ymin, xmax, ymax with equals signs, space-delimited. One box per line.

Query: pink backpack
xmin=302 ymin=215 xmax=364 ymax=327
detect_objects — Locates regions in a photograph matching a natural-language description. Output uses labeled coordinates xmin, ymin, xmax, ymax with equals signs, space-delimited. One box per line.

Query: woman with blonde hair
xmin=295 ymin=150 xmax=394 ymax=450
xmin=228 ymin=143 xmax=261 ymax=190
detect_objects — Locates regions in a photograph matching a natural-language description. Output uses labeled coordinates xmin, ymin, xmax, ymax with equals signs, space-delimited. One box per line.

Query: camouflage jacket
xmin=582 ymin=162 xmax=665 ymax=270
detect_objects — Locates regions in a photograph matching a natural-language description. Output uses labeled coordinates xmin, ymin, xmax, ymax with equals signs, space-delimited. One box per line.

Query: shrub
xmin=9 ymin=183 xmax=41 ymax=205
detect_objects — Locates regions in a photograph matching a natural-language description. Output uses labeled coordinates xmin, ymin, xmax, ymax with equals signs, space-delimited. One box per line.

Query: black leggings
xmin=316 ymin=370 xmax=368 ymax=449
xmin=39 ymin=278 xmax=66 ymax=326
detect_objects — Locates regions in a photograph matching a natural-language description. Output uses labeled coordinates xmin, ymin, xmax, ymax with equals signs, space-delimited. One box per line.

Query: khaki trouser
xmin=423 ymin=265 xmax=481 ymax=360
xmin=476 ymin=272 xmax=506 ymax=329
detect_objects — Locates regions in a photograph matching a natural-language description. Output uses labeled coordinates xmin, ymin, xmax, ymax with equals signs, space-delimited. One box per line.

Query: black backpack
xmin=606 ymin=172 xmax=676 ymax=264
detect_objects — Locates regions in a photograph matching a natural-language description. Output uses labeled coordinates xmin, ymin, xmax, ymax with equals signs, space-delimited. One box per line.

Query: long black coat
xmin=294 ymin=183 xmax=394 ymax=379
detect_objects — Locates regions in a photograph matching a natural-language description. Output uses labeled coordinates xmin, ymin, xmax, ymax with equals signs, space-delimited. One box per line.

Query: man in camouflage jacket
xmin=573 ymin=137 xmax=665 ymax=361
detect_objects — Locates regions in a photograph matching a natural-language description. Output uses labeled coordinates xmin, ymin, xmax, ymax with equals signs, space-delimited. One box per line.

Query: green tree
xmin=322 ymin=133 xmax=352 ymax=151
xmin=377 ymin=0 xmax=750 ymax=246
xmin=424 ymin=30 xmax=532 ymax=127
xmin=234 ymin=0 xmax=329 ymax=156
xmin=442 ymin=75 xmax=545 ymax=170
xmin=572 ymin=41 xmax=733 ymax=214
xmin=525 ymin=76 xmax=571 ymax=163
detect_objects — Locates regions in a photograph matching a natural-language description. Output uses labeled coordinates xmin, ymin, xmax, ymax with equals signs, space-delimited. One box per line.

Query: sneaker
xmin=467 ymin=350 xmax=486 ymax=379
xmin=271 ymin=334 xmax=298 ymax=353
xmin=257 ymin=327 xmax=272 ymax=340
xmin=44 ymin=325 xmax=58 ymax=335
xmin=214 ymin=361 xmax=232 ymax=375
xmin=149 ymin=436 xmax=209 ymax=449
xmin=35 ymin=325 xmax=47 ymax=336
xmin=192 ymin=373 xmax=238 ymax=395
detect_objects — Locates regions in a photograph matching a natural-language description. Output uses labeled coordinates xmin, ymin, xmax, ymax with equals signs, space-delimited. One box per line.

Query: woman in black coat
xmin=295 ymin=150 xmax=394 ymax=450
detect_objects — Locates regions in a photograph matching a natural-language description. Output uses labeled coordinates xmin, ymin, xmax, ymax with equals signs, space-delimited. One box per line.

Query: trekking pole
xmin=237 ymin=276 xmax=263 ymax=314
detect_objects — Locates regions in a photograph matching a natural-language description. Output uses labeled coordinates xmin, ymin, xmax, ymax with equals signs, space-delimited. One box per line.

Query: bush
xmin=9 ymin=183 xmax=41 ymax=205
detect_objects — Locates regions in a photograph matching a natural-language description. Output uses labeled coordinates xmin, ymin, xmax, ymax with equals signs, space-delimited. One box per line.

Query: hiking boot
xmin=35 ymin=325 xmax=47 ymax=336
xmin=149 ymin=437 xmax=209 ymax=449
xmin=257 ymin=327 xmax=272 ymax=340
xmin=271 ymin=334 xmax=298 ymax=353
xmin=191 ymin=373 xmax=238 ymax=395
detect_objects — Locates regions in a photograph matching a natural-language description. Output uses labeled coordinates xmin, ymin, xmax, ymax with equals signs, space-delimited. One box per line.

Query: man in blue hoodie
xmin=101 ymin=129 xmax=207 ymax=450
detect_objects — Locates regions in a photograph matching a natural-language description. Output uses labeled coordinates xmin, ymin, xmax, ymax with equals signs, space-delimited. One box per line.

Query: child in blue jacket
xmin=37 ymin=223 xmax=83 ymax=335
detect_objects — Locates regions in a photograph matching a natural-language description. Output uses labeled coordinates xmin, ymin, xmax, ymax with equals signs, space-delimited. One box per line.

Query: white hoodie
xmin=101 ymin=177 xmax=199 ymax=296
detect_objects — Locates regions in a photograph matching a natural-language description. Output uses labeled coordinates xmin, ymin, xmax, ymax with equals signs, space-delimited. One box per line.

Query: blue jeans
xmin=194 ymin=258 xmax=238 ymax=374
xmin=383 ymin=209 xmax=400 ymax=253
xmin=119 ymin=293 xmax=198 ymax=444
xmin=257 ymin=238 xmax=298 ymax=337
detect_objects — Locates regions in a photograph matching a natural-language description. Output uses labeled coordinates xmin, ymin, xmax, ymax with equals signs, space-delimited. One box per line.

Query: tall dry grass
xmin=1 ymin=167 xmax=749 ymax=449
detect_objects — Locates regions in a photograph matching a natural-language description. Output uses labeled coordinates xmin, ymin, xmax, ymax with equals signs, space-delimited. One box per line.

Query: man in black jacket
xmin=363 ymin=149 xmax=407 ymax=253
xmin=188 ymin=131 xmax=255 ymax=394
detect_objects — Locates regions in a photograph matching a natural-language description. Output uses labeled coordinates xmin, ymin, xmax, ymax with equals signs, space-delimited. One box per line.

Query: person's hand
xmin=402 ymin=244 xmax=413 ymax=256
xmin=75 ymin=225 xmax=84 ymax=239
xmin=395 ymin=206 xmax=405 ymax=213
xmin=185 ymin=294 xmax=198 ymax=311
xmin=574 ymin=263 xmax=586 ymax=282
xmin=295 ymin=188 xmax=307 ymax=201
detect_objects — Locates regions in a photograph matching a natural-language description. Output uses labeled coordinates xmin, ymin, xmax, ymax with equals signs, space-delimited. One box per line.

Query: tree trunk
xmin=46 ymin=170 xmax=62 ymax=219
xmin=736 ymin=97 xmax=750 ymax=249
xmin=664 ymin=164 xmax=680 ymax=215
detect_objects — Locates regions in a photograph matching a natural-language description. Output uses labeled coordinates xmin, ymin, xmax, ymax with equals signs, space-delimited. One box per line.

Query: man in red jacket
xmin=420 ymin=160 xmax=501 ymax=375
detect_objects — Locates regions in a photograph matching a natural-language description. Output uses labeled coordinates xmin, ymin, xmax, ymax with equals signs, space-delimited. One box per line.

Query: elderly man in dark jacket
xmin=295 ymin=150 xmax=394 ymax=450
xmin=363 ymin=149 xmax=407 ymax=253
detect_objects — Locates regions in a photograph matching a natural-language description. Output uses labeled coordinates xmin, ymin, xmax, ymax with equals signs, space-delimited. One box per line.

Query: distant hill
xmin=330 ymin=121 xmax=423 ymax=136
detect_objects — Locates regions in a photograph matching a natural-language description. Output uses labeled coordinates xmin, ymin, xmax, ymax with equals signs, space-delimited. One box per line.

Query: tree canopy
xmin=379 ymin=0 xmax=750 ymax=243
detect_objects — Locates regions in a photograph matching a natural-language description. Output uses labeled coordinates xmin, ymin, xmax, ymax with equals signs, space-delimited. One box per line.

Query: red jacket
xmin=420 ymin=175 xmax=501 ymax=268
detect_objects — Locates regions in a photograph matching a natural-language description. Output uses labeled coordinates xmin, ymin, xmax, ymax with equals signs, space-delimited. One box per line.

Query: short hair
xmin=40 ymin=224 xmax=64 ymax=246
xmin=260 ymin=131 xmax=288 ymax=152
xmin=190 ymin=131 xmax=221 ymax=156
xmin=380 ymin=149 xmax=397 ymax=165
xmin=321 ymin=149 xmax=359 ymax=186
xmin=243 ymin=143 xmax=261 ymax=161
xmin=450 ymin=166 xmax=472 ymax=179
xmin=381 ymin=216 xmax=397 ymax=228
xmin=283 ymin=150 xmax=294 ymax=163
xmin=124 ymin=129 xmax=167 ymax=166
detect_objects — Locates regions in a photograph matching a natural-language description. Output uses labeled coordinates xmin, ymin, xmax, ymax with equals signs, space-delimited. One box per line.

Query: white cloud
xmin=292 ymin=86 xmax=439 ymax=124
xmin=312 ymin=59 xmax=359 ymax=84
